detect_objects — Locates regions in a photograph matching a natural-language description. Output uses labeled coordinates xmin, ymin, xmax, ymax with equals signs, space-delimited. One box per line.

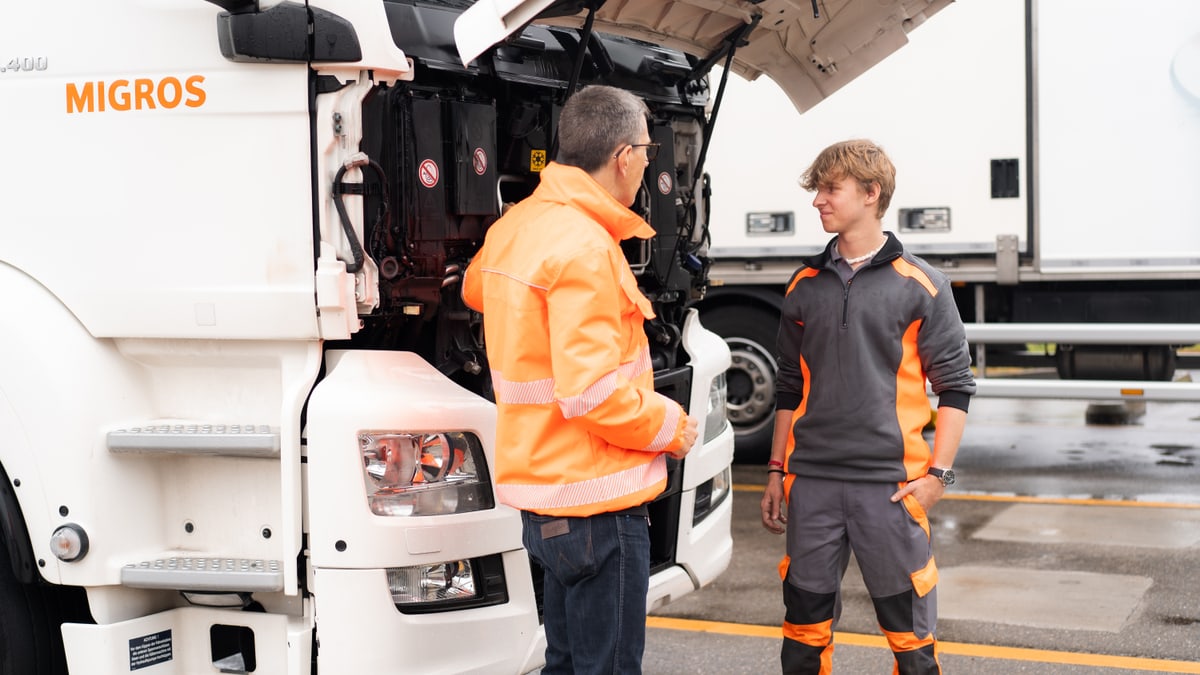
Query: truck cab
xmin=0 ymin=1 xmax=949 ymax=672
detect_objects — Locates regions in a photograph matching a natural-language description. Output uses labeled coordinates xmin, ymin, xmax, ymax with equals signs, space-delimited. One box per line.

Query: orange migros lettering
xmin=110 ymin=79 xmax=131 ymax=110
xmin=184 ymin=76 xmax=206 ymax=107
xmin=134 ymin=79 xmax=154 ymax=109
xmin=66 ymin=75 xmax=206 ymax=114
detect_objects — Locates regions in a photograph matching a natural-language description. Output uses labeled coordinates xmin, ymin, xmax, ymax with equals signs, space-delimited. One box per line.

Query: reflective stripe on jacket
xmin=462 ymin=162 xmax=690 ymax=517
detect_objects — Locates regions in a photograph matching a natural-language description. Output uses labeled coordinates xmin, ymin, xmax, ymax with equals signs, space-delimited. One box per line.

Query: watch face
xmin=929 ymin=467 xmax=955 ymax=486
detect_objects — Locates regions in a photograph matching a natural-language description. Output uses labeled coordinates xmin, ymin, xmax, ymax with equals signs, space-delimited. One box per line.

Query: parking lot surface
xmin=646 ymin=397 xmax=1200 ymax=674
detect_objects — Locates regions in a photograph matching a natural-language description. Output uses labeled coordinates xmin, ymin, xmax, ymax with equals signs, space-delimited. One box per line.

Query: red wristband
xmin=767 ymin=460 xmax=784 ymax=468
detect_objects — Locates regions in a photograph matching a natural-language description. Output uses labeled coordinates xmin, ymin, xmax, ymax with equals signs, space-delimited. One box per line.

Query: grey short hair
xmin=556 ymin=85 xmax=650 ymax=173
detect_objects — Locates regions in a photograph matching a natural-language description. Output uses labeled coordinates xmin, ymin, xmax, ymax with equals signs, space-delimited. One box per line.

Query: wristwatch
xmin=927 ymin=467 xmax=956 ymax=487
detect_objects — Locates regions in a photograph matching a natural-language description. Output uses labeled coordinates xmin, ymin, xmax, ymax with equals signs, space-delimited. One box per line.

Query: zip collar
xmin=803 ymin=231 xmax=904 ymax=271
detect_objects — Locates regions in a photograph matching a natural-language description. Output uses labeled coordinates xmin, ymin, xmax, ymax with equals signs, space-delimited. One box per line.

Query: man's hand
xmin=890 ymin=474 xmax=945 ymax=512
xmin=668 ymin=416 xmax=699 ymax=459
xmin=760 ymin=477 xmax=787 ymax=534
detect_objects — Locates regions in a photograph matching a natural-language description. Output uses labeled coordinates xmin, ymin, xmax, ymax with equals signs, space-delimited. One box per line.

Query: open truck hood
xmin=455 ymin=0 xmax=954 ymax=113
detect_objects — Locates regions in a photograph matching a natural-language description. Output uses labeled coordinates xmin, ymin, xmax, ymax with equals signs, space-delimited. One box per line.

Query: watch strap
xmin=926 ymin=466 xmax=955 ymax=486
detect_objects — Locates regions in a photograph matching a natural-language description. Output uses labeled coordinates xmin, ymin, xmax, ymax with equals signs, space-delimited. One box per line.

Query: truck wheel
xmin=0 ymin=545 xmax=45 ymax=674
xmin=0 ymin=509 xmax=79 ymax=674
xmin=702 ymin=306 xmax=778 ymax=463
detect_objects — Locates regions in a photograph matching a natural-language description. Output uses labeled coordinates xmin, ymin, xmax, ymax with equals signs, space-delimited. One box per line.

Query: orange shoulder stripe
xmin=889 ymin=257 xmax=938 ymax=297
xmin=785 ymin=267 xmax=819 ymax=296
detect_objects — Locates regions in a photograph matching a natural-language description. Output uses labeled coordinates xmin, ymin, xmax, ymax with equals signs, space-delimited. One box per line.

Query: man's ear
xmin=865 ymin=181 xmax=881 ymax=205
xmin=615 ymin=146 xmax=630 ymax=176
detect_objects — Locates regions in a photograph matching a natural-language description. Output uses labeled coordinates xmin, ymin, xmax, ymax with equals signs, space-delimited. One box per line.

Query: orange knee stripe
xmin=781 ymin=630 xmax=835 ymax=675
xmin=783 ymin=618 xmax=834 ymax=646
xmin=880 ymin=626 xmax=936 ymax=652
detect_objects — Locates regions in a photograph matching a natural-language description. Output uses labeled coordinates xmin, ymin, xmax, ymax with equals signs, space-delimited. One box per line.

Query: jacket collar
xmin=805 ymin=231 xmax=904 ymax=270
xmin=536 ymin=162 xmax=657 ymax=241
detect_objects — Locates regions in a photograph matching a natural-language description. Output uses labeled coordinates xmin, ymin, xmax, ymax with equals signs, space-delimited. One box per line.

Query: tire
xmin=0 ymin=497 xmax=81 ymax=675
xmin=0 ymin=542 xmax=45 ymax=674
xmin=701 ymin=305 xmax=780 ymax=463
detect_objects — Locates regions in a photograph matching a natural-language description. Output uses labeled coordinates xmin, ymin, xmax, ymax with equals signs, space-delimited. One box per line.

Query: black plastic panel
xmin=450 ymin=101 xmax=499 ymax=216
xmin=216 ymin=2 xmax=362 ymax=63
xmin=990 ymin=158 xmax=1019 ymax=198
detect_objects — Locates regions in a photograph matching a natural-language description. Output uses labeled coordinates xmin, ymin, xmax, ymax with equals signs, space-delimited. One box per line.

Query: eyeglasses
xmin=613 ymin=142 xmax=660 ymax=162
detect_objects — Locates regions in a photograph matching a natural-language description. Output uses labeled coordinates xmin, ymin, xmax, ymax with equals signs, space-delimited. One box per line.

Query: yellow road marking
xmin=940 ymin=492 xmax=1200 ymax=509
xmin=646 ymin=616 xmax=1200 ymax=673
xmin=732 ymin=483 xmax=1200 ymax=509
xmin=726 ymin=482 xmax=1200 ymax=669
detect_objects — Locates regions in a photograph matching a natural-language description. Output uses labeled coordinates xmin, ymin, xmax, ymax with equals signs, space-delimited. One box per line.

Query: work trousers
xmin=521 ymin=510 xmax=651 ymax=675
xmin=780 ymin=476 xmax=941 ymax=674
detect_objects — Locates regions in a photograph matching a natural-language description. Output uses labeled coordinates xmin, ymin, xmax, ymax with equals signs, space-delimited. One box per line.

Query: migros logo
xmin=66 ymin=75 xmax=206 ymax=114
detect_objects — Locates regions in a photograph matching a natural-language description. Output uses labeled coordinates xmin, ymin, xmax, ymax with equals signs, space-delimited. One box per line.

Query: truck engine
xmin=328 ymin=0 xmax=720 ymax=580
xmin=337 ymin=2 xmax=713 ymax=386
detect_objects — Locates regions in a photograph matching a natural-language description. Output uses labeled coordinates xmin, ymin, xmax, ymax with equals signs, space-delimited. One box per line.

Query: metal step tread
xmin=121 ymin=557 xmax=284 ymax=592
xmin=107 ymin=424 xmax=280 ymax=458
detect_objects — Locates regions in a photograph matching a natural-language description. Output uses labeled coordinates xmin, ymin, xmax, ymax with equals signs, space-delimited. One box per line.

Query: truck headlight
xmin=359 ymin=431 xmax=495 ymax=516
xmin=693 ymin=466 xmax=731 ymax=525
xmin=389 ymin=560 xmax=475 ymax=604
xmin=386 ymin=554 xmax=509 ymax=614
xmin=703 ymin=372 xmax=729 ymax=443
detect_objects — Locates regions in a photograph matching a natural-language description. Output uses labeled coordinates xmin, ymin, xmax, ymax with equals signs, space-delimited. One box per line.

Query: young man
xmin=462 ymin=85 xmax=698 ymax=674
xmin=759 ymin=139 xmax=975 ymax=674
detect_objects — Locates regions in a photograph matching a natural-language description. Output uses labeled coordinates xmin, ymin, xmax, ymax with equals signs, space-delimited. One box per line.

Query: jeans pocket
xmin=523 ymin=513 xmax=598 ymax=584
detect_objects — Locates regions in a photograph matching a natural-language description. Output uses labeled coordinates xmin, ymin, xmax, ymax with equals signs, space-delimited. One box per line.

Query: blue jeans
xmin=521 ymin=510 xmax=651 ymax=675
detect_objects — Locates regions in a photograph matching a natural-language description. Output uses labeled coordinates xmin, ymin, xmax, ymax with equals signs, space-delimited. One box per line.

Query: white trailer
xmin=695 ymin=0 xmax=1200 ymax=457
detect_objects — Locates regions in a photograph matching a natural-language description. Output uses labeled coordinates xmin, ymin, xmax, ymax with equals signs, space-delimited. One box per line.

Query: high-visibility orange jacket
xmin=462 ymin=162 xmax=690 ymax=517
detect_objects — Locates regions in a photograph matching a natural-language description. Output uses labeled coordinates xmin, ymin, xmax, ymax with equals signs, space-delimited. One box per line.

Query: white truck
xmin=697 ymin=0 xmax=1200 ymax=458
xmin=0 ymin=0 xmax=952 ymax=672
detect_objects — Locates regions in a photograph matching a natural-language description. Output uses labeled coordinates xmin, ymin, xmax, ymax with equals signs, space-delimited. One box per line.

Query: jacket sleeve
xmin=545 ymin=245 xmax=687 ymax=454
xmin=461 ymin=256 xmax=483 ymax=312
xmin=775 ymin=268 xmax=809 ymax=411
xmin=919 ymin=276 xmax=976 ymax=412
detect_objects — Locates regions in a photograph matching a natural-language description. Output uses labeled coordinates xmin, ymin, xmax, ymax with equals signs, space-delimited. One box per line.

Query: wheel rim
xmin=724 ymin=337 xmax=777 ymax=437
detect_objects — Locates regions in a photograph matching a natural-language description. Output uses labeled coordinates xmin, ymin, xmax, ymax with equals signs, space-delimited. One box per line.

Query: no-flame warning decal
xmin=657 ymin=171 xmax=673 ymax=195
xmin=418 ymin=159 xmax=440 ymax=188
xmin=473 ymin=147 xmax=488 ymax=175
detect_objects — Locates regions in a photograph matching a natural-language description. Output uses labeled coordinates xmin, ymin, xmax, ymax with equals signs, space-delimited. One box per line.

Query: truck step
xmin=121 ymin=557 xmax=284 ymax=592
xmin=106 ymin=424 xmax=280 ymax=458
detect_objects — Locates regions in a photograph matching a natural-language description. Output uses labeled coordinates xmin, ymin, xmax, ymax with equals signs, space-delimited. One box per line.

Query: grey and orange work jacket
xmin=776 ymin=232 xmax=976 ymax=483
xmin=462 ymin=162 xmax=692 ymax=518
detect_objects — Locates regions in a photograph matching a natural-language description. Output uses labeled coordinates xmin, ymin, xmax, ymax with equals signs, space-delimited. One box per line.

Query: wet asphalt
xmin=645 ymin=395 xmax=1200 ymax=674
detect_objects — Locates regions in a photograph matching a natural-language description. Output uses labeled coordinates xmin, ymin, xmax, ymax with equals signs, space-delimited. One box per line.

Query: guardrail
xmin=959 ymin=323 xmax=1200 ymax=401
xmin=964 ymin=323 xmax=1200 ymax=345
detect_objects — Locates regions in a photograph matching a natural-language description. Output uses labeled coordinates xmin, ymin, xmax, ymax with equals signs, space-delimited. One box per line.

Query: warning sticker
xmin=129 ymin=629 xmax=172 ymax=671
xmin=472 ymin=147 xmax=488 ymax=176
xmin=530 ymin=149 xmax=547 ymax=173
xmin=657 ymin=171 xmax=673 ymax=195
xmin=418 ymin=159 xmax=440 ymax=188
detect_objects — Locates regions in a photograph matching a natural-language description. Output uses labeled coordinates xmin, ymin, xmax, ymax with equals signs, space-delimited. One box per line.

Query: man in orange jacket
xmin=462 ymin=85 xmax=698 ymax=674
